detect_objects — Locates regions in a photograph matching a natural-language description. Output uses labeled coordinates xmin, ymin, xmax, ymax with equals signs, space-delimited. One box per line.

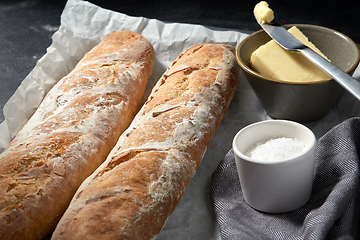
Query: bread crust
xmin=52 ymin=43 xmax=240 ymax=240
xmin=0 ymin=31 xmax=155 ymax=240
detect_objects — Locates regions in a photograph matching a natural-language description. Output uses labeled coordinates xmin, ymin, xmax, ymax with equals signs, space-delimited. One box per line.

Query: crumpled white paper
xmin=0 ymin=0 xmax=360 ymax=239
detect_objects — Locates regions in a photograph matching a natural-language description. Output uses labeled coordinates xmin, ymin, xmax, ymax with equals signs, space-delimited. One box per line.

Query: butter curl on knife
xmin=254 ymin=1 xmax=274 ymax=24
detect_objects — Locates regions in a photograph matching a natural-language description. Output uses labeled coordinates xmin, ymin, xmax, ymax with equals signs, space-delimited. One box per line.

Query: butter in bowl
xmin=236 ymin=23 xmax=360 ymax=123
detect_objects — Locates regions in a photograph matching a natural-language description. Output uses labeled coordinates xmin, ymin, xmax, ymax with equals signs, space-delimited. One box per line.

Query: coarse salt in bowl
xmin=232 ymin=120 xmax=316 ymax=213
xmin=246 ymin=137 xmax=306 ymax=162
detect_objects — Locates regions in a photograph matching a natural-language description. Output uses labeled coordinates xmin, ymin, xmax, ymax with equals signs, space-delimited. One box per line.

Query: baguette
xmin=0 ymin=31 xmax=155 ymax=240
xmin=51 ymin=43 xmax=240 ymax=240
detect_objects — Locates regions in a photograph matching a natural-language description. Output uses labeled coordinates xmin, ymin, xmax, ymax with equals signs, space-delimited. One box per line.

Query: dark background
xmin=1 ymin=0 xmax=359 ymax=122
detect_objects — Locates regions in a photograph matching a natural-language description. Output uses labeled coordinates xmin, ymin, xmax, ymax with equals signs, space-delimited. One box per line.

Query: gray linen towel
xmin=211 ymin=117 xmax=360 ymax=240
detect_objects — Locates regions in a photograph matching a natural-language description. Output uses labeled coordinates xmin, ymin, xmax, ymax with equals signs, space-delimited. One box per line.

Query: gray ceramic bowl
xmin=236 ymin=24 xmax=360 ymax=123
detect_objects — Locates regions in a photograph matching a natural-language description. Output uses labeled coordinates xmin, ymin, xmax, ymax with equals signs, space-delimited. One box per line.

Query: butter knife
xmin=257 ymin=19 xmax=360 ymax=101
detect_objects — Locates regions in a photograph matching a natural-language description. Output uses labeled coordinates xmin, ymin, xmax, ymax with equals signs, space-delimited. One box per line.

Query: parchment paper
xmin=1 ymin=0 xmax=360 ymax=239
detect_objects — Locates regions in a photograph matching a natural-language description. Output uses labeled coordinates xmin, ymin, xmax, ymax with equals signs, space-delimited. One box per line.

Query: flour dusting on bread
xmin=52 ymin=43 xmax=240 ymax=240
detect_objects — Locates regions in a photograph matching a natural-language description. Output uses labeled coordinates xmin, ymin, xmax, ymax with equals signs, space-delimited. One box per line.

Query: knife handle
xmin=300 ymin=47 xmax=360 ymax=101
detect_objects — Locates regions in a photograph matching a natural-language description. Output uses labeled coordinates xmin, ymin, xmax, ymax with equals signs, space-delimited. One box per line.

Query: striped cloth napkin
xmin=211 ymin=117 xmax=360 ymax=240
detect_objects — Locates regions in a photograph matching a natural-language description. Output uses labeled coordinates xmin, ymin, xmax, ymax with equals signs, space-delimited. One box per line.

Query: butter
xmin=250 ymin=26 xmax=331 ymax=82
xmin=254 ymin=1 xmax=274 ymax=24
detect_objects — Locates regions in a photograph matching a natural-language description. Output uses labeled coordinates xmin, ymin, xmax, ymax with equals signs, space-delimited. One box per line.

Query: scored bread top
xmin=52 ymin=43 xmax=240 ymax=240
xmin=0 ymin=31 xmax=155 ymax=240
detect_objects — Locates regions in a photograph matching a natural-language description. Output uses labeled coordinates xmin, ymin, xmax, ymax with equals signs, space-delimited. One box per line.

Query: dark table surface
xmin=1 ymin=0 xmax=359 ymax=123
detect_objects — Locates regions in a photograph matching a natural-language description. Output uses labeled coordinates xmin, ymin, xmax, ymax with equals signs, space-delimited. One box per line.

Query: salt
xmin=246 ymin=137 xmax=305 ymax=162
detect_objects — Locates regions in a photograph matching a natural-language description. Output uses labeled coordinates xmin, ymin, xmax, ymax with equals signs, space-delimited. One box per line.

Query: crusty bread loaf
xmin=0 ymin=31 xmax=155 ymax=240
xmin=51 ymin=43 xmax=240 ymax=240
